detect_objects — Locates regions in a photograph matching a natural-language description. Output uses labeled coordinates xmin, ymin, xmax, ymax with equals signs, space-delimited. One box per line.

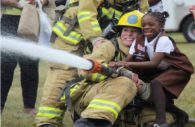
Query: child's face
xmin=141 ymin=15 xmax=163 ymax=41
xmin=120 ymin=27 xmax=140 ymax=47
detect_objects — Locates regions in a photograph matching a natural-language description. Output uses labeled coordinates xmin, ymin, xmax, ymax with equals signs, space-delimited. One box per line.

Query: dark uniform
xmin=1 ymin=7 xmax=39 ymax=110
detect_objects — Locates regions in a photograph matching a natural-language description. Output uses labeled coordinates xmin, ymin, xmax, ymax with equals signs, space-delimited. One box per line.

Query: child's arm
xmin=124 ymin=54 xmax=133 ymax=62
xmin=109 ymin=52 xmax=165 ymax=69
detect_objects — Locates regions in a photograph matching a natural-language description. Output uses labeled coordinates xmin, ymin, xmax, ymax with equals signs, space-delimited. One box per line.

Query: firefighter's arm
xmin=109 ymin=52 xmax=165 ymax=69
xmin=79 ymin=42 xmax=116 ymax=82
xmin=77 ymin=0 xmax=103 ymax=41
xmin=86 ymin=41 xmax=116 ymax=64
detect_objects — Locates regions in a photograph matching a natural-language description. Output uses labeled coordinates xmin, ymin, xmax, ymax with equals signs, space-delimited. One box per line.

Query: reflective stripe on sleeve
xmin=37 ymin=106 xmax=64 ymax=118
xmin=78 ymin=11 xmax=91 ymax=22
xmin=52 ymin=21 xmax=83 ymax=45
xmin=91 ymin=21 xmax=101 ymax=31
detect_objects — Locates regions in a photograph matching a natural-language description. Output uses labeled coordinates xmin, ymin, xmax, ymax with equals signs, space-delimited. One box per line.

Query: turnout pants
xmin=35 ymin=37 xmax=81 ymax=127
xmin=74 ymin=77 xmax=137 ymax=124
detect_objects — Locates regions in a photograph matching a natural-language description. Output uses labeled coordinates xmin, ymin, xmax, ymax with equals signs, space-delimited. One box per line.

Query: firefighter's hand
xmin=131 ymin=73 xmax=143 ymax=92
xmin=108 ymin=61 xmax=117 ymax=68
xmin=109 ymin=61 xmax=128 ymax=68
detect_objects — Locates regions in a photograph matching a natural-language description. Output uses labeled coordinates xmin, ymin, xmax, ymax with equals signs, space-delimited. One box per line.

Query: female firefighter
xmin=72 ymin=10 xmax=147 ymax=127
xmin=35 ymin=0 xmax=149 ymax=127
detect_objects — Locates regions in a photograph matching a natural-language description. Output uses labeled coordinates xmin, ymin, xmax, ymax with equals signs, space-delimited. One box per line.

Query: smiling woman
xmin=114 ymin=10 xmax=143 ymax=47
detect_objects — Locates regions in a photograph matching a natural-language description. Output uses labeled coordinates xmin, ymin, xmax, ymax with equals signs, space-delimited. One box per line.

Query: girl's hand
xmin=109 ymin=61 xmax=128 ymax=68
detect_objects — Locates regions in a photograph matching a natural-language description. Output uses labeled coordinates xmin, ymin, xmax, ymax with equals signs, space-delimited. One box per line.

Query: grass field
xmin=1 ymin=33 xmax=195 ymax=127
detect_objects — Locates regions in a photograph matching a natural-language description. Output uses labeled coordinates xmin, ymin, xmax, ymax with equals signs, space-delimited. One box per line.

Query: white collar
xmin=145 ymin=33 xmax=161 ymax=46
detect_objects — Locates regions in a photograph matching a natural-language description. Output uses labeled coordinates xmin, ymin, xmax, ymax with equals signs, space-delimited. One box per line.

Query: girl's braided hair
xmin=144 ymin=11 xmax=169 ymax=27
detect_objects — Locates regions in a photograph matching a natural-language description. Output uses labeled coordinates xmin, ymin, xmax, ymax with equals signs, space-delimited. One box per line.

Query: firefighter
xmin=35 ymin=0 xmax=149 ymax=127
xmin=73 ymin=10 xmax=145 ymax=127
xmin=72 ymin=10 xmax=175 ymax=127
xmin=1 ymin=0 xmax=55 ymax=116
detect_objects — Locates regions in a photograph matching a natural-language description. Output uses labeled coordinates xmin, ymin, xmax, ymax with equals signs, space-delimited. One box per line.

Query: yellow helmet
xmin=116 ymin=10 xmax=144 ymax=29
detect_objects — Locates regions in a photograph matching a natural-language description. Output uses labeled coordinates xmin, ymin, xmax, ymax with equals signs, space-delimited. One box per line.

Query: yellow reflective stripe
xmin=102 ymin=7 xmax=109 ymax=17
xmin=60 ymin=83 xmax=80 ymax=101
xmin=101 ymin=7 xmax=122 ymax=20
xmin=88 ymin=99 xmax=122 ymax=118
xmin=101 ymin=7 xmax=112 ymax=19
xmin=91 ymin=73 xmax=106 ymax=82
xmin=91 ymin=21 xmax=101 ymax=31
xmin=113 ymin=9 xmax=122 ymax=20
xmin=60 ymin=95 xmax=66 ymax=101
xmin=96 ymin=73 xmax=102 ymax=81
xmin=91 ymin=73 xmax=98 ymax=81
xmin=37 ymin=106 xmax=64 ymax=118
xmin=1 ymin=8 xmax=21 ymax=16
xmin=99 ymin=74 xmax=106 ymax=81
xmin=78 ymin=11 xmax=91 ymax=22
xmin=53 ymin=21 xmax=82 ymax=42
xmin=90 ymin=63 xmax=108 ymax=82
xmin=70 ymin=84 xmax=80 ymax=95
xmin=52 ymin=21 xmax=82 ymax=45
xmin=110 ymin=8 xmax=122 ymax=20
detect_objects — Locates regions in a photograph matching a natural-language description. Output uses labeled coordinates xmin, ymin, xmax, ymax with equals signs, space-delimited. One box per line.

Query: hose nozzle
xmin=85 ymin=59 xmax=102 ymax=73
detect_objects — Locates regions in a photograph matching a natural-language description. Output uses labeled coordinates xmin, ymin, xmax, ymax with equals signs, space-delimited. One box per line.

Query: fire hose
xmin=84 ymin=59 xmax=150 ymax=101
xmin=86 ymin=59 xmax=133 ymax=78
xmin=85 ymin=59 xmax=195 ymax=124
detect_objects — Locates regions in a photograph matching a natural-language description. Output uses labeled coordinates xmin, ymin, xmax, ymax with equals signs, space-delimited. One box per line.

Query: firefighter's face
xmin=120 ymin=27 xmax=140 ymax=47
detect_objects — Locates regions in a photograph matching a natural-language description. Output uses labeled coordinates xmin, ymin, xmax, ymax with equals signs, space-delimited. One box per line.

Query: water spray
xmin=1 ymin=36 xmax=92 ymax=70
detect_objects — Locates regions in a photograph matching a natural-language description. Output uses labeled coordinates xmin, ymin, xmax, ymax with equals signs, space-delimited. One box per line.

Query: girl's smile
xmin=142 ymin=15 xmax=163 ymax=41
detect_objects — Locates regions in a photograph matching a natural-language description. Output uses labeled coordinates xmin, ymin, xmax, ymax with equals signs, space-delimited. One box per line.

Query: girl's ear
xmin=160 ymin=28 xmax=164 ymax=32
xmin=160 ymin=24 xmax=165 ymax=29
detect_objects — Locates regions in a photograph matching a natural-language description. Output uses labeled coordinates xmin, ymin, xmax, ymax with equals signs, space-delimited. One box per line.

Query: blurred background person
xmin=0 ymin=0 xmax=49 ymax=116
xmin=148 ymin=0 xmax=164 ymax=12
xmin=189 ymin=5 xmax=195 ymax=19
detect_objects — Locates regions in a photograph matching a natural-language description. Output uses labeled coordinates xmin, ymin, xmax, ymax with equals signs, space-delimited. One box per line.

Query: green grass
xmin=1 ymin=33 xmax=195 ymax=127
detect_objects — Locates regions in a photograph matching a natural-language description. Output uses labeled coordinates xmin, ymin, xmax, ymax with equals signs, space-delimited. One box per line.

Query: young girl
xmin=109 ymin=11 xmax=194 ymax=127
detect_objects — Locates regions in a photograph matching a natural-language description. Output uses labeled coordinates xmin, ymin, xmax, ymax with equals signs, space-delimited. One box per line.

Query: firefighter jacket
xmin=80 ymin=37 xmax=130 ymax=82
xmin=52 ymin=0 xmax=149 ymax=45
xmin=60 ymin=37 xmax=130 ymax=104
